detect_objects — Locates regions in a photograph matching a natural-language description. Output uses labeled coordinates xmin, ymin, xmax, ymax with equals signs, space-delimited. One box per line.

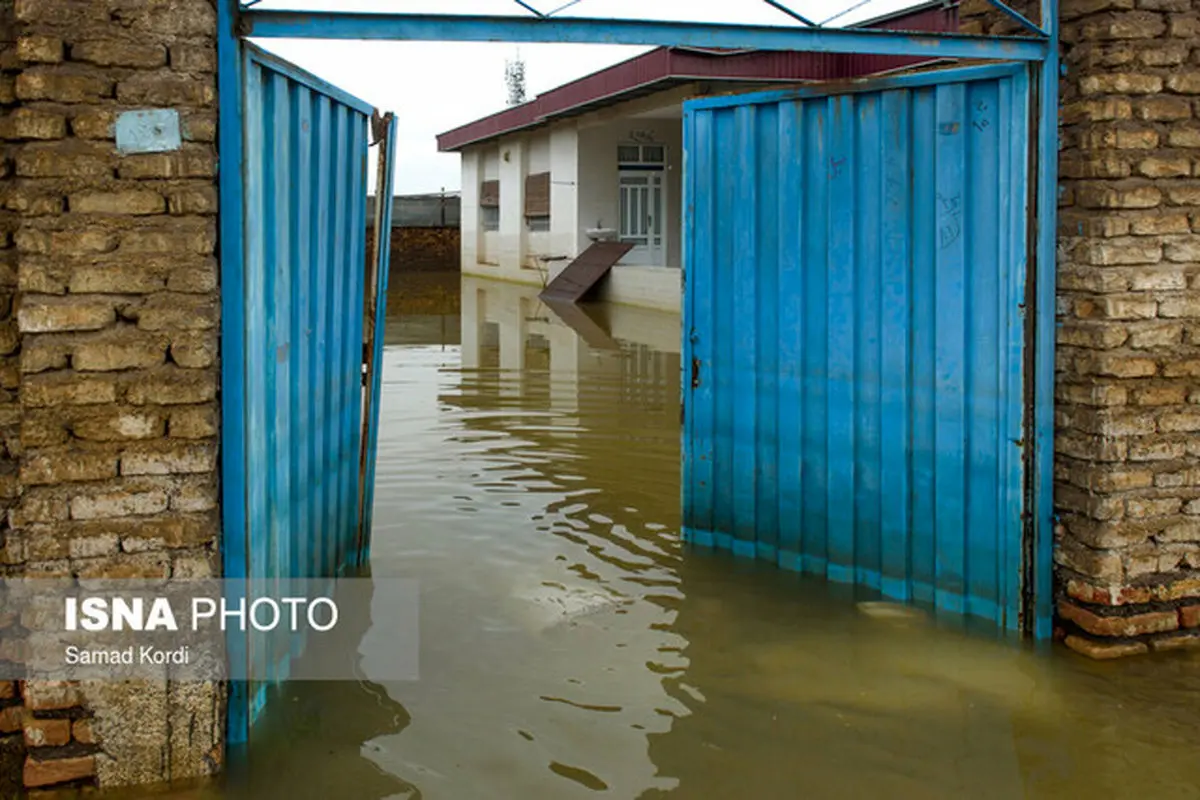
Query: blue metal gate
xmin=682 ymin=64 xmax=1040 ymax=633
xmin=221 ymin=43 xmax=395 ymax=740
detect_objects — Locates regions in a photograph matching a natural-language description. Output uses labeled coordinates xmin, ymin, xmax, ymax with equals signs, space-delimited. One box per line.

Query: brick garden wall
xmin=0 ymin=0 xmax=222 ymax=791
xmin=366 ymin=224 xmax=461 ymax=273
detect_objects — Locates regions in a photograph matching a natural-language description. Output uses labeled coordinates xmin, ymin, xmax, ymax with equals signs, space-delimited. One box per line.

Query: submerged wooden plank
xmin=539 ymin=240 xmax=634 ymax=303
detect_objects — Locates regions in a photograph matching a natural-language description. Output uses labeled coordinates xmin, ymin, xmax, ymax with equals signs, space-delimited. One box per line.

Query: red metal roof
xmin=436 ymin=2 xmax=958 ymax=152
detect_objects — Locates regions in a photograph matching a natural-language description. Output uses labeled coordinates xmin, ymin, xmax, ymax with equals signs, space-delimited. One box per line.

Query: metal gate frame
xmin=216 ymin=0 xmax=1060 ymax=739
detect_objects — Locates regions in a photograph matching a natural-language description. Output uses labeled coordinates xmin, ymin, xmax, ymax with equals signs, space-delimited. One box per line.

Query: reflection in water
xmin=132 ymin=271 xmax=1200 ymax=799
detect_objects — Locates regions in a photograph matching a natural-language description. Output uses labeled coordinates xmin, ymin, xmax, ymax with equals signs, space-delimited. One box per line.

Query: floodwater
xmin=126 ymin=272 xmax=1200 ymax=800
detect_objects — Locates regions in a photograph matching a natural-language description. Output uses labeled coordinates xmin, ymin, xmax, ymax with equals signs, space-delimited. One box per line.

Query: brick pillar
xmin=1 ymin=0 xmax=223 ymax=790
xmin=965 ymin=0 xmax=1200 ymax=657
xmin=1054 ymin=1 xmax=1200 ymax=657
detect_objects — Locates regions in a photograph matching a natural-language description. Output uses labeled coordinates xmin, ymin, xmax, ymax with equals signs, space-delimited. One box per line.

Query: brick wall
xmin=1 ymin=0 xmax=222 ymax=790
xmin=963 ymin=0 xmax=1200 ymax=657
xmin=1054 ymin=0 xmax=1200 ymax=658
xmin=366 ymin=224 xmax=461 ymax=273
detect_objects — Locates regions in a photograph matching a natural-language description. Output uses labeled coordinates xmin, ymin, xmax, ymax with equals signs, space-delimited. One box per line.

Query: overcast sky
xmin=248 ymin=0 xmax=924 ymax=194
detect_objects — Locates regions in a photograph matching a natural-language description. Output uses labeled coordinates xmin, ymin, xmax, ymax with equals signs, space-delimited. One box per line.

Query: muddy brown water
xmin=112 ymin=272 xmax=1200 ymax=800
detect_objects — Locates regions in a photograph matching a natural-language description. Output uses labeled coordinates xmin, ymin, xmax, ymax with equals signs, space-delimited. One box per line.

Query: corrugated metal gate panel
xmin=683 ymin=64 xmax=1033 ymax=632
xmin=234 ymin=45 xmax=371 ymax=721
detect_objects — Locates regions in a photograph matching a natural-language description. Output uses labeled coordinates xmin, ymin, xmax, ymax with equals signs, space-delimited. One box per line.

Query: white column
xmin=460 ymin=149 xmax=481 ymax=271
xmin=498 ymin=138 xmax=527 ymax=272
xmin=549 ymin=124 xmax=580 ymax=271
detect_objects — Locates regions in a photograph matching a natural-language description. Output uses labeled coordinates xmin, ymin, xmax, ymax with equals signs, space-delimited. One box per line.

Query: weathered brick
xmin=170 ymin=44 xmax=216 ymax=73
xmin=1137 ymin=156 xmax=1192 ymax=178
xmin=168 ymin=406 xmax=216 ymax=439
xmin=119 ymin=223 xmax=216 ymax=255
xmin=72 ymin=409 xmax=164 ymax=442
xmin=16 ymin=34 xmax=62 ymax=64
xmin=73 ymin=551 xmax=170 ymax=579
xmin=69 ymin=532 xmax=121 ymax=559
xmin=182 ymin=112 xmax=216 ymax=143
xmin=1085 ymin=11 xmax=1166 ymax=38
xmin=172 ymin=477 xmax=217 ymax=512
xmin=127 ymin=370 xmax=216 ymax=406
xmin=72 ymin=719 xmax=96 ymax=745
xmin=1078 ymin=294 xmax=1159 ymax=318
xmin=1130 ymin=437 xmax=1188 ymax=459
xmin=134 ymin=295 xmax=216 ymax=331
xmin=9 ymin=490 xmax=69 ymax=527
xmin=72 ymin=331 xmax=168 ymax=372
xmin=1168 ymin=73 xmax=1200 ymax=94
xmin=1059 ymin=600 xmax=1179 ymax=637
xmin=1160 ymin=410 xmax=1200 ymax=431
xmin=117 ymin=72 xmax=214 ymax=107
xmin=67 ymin=265 xmax=166 ymax=295
xmin=70 ymin=108 xmax=116 ymax=140
xmin=1137 ymin=96 xmax=1193 ymax=121
xmin=1140 ymin=42 xmax=1189 ymax=65
xmin=1160 ymin=520 xmax=1200 ymax=540
xmin=71 ymin=40 xmax=167 ymax=69
xmin=165 ymin=186 xmax=217 ymax=215
xmin=23 ymin=718 xmax=70 ymax=748
xmin=167 ymin=259 xmax=217 ymax=293
xmin=18 ymin=414 xmax=68 ymax=449
xmin=1064 ymin=634 xmax=1149 ymax=659
xmin=22 ymin=681 xmax=82 ymax=711
xmin=113 ymin=0 xmax=217 ymax=36
xmin=1167 ymin=185 xmax=1200 ymax=205
xmin=15 ymin=66 xmax=113 ymax=103
xmin=15 ymin=144 xmax=111 ymax=179
xmin=1169 ymin=124 xmax=1200 ymax=147
xmin=23 ymin=374 xmax=117 ymax=407
xmin=170 ymin=332 xmax=216 ymax=368
xmin=3 ymin=186 xmax=63 ymax=215
xmin=121 ymin=442 xmax=216 ymax=476
xmin=4 ymin=108 xmax=66 ymax=141
xmin=70 ymin=190 xmax=165 ymax=216
xmin=1126 ymin=497 xmax=1183 ymax=518
xmin=1159 ymin=298 xmax=1200 ymax=318
xmin=118 ymin=148 xmax=216 ymax=180
xmin=1129 ymin=269 xmax=1187 ymax=291
xmin=0 ymin=706 xmax=23 ymax=734
xmin=1075 ymin=183 xmax=1161 ymax=208
xmin=1063 ymin=98 xmax=1133 ymax=123
xmin=70 ymin=487 xmax=169 ymax=520
xmin=20 ymin=450 xmax=117 ymax=485
xmin=1164 ymin=239 xmax=1200 ymax=261
xmin=1133 ymin=384 xmax=1189 ymax=405
xmin=118 ymin=514 xmax=215 ymax=552
xmin=1077 ymin=352 xmax=1158 ymax=377
xmin=17 ymin=298 xmax=115 ymax=333
xmin=14 ymin=228 xmax=119 ymax=257
xmin=1128 ymin=322 xmax=1183 ymax=348
xmin=1080 ymin=240 xmax=1163 ymax=266
xmin=1080 ymin=73 xmax=1163 ymax=94
xmin=1130 ymin=214 xmax=1191 ymax=235
xmin=1170 ymin=13 xmax=1200 ymax=36
xmin=23 ymin=755 xmax=96 ymax=788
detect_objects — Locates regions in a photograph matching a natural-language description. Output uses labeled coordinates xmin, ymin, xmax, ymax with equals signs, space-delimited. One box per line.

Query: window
xmin=524 ymin=171 xmax=550 ymax=232
xmin=480 ymin=179 xmax=499 ymax=231
xmin=618 ymin=143 xmax=666 ymax=168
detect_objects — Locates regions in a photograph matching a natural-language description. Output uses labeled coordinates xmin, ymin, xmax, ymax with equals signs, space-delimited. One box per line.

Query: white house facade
xmin=436 ymin=4 xmax=956 ymax=313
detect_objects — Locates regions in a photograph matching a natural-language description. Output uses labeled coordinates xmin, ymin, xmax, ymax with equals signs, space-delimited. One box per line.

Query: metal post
xmin=1033 ymin=0 xmax=1059 ymax=640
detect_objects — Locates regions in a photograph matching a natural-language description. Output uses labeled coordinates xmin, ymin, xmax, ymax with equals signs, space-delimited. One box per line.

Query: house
xmin=436 ymin=1 xmax=957 ymax=313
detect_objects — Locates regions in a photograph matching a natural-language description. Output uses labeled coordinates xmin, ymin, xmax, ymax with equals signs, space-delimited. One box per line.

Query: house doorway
xmin=618 ymin=171 xmax=665 ymax=265
xmin=618 ymin=142 xmax=667 ymax=266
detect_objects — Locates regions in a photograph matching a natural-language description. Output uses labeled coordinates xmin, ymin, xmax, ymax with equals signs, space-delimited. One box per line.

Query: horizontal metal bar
xmin=985 ymin=0 xmax=1046 ymax=37
xmin=242 ymin=11 xmax=1050 ymax=61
